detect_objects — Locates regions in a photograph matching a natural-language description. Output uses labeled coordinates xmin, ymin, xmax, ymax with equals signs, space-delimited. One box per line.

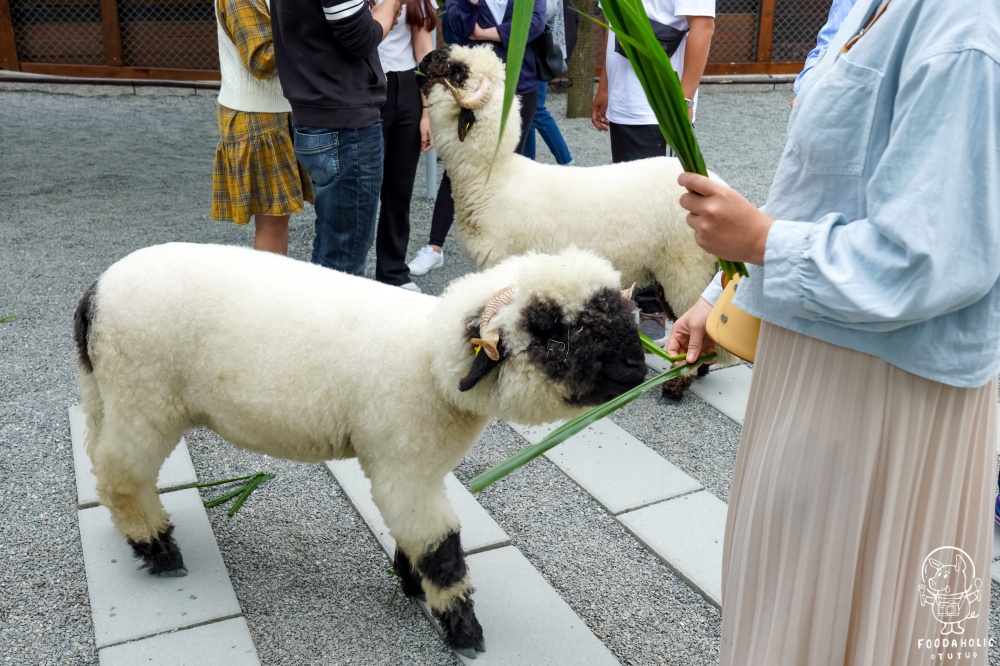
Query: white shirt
xmin=605 ymin=0 xmax=715 ymax=125
xmin=377 ymin=3 xmax=417 ymax=72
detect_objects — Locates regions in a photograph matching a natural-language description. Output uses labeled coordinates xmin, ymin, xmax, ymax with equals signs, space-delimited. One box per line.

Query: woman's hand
xmin=678 ymin=172 xmax=773 ymax=266
xmin=665 ymin=297 xmax=717 ymax=365
xmin=470 ymin=24 xmax=501 ymax=42
xmin=420 ymin=110 xmax=434 ymax=152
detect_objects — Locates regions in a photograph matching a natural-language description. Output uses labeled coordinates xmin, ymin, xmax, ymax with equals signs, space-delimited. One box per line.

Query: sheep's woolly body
xmin=75 ymin=242 xmax=646 ymax=655
xmin=422 ymin=45 xmax=737 ymax=369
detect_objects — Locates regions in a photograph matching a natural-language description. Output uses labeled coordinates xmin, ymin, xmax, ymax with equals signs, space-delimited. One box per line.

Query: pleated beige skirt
xmin=721 ymin=322 xmax=997 ymax=666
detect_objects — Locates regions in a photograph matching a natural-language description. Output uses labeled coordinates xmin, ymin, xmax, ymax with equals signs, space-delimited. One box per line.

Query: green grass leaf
xmin=468 ymin=351 xmax=716 ymax=493
xmin=0 ymin=314 xmax=15 ymax=323
xmin=191 ymin=471 xmax=276 ymax=516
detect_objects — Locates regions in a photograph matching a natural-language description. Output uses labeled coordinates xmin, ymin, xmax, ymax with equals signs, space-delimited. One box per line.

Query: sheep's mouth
xmin=568 ymin=359 xmax=647 ymax=407
xmin=418 ymin=47 xmax=469 ymax=96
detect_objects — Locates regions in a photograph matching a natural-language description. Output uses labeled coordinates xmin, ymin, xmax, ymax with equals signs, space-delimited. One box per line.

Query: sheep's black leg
xmin=418 ymin=532 xmax=486 ymax=658
xmin=393 ymin=548 xmax=425 ymax=600
xmin=127 ymin=525 xmax=187 ymax=577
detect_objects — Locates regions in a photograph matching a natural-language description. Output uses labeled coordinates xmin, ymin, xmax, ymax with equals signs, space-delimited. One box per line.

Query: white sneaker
xmin=400 ymin=281 xmax=422 ymax=293
xmin=407 ymin=246 xmax=444 ymax=276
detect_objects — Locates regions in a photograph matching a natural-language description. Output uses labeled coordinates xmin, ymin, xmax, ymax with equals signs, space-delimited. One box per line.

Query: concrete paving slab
xmin=992 ymin=559 xmax=1000 ymax=586
xmin=79 ymin=488 xmax=243 ymax=648
xmin=509 ymin=420 xmax=703 ymax=515
xmin=618 ymin=491 xmax=727 ymax=608
xmin=70 ymin=405 xmax=197 ymax=507
xmin=448 ymin=546 xmax=621 ymax=666
xmin=325 ymin=458 xmax=509 ymax=555
xmin=98 ymin=617 xmax=259 ymax=666
xmin=994 ymin=522 xmax=1000 ymax=562
xmin=688 ymin=364 xmax=754 ymax=425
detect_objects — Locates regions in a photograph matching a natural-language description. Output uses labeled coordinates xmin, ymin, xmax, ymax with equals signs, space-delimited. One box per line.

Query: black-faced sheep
xmin=418 ymin=44 xmax=738 ymax=393
xmin=73 ymin=242 xmax=646 ymax=657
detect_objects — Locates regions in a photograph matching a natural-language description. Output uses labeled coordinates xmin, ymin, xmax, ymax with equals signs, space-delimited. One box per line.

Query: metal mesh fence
xmin=9 ymin=0 xmax=219 ymax=70
xmin=10 ymin=0 xmax=106 ymax=65
xmin=770 ymin=0 xmax=830 ymax=62
xmin=710 ymin=0 xmax=759 ymax=64
xmin=118 ymin=0 xmax=217 ymax=69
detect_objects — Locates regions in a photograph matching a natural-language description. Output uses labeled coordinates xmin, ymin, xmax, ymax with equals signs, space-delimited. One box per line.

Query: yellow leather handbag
xmin=706 ymin=274 xmax=761 ymax=363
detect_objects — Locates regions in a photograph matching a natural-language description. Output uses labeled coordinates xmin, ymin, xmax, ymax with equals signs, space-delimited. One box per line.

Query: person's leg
xmin=376 ymin=72 xmax=421 ymax=286
xmin=514 ymin=87 xmax=539 ymax=156
xmin=532 ymin=82 xmax=574 ymax=165
xmin=407 ymin=171 xmax=451 ymax=276
xmin=523 ymin=81 xmax=548 ymax=161
xmin=428 ymin=172 xmax=453 ymax=250
xmin=253 ymin=214 xmax=290 ymax=254
xmin=294 ymin=124 xmax=383 ymax=275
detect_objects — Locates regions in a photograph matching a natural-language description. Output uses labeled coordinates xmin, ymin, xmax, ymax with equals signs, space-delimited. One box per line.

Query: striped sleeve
xmin=323 ymin=0 xmax=367 ymax=22
xmin=321 ymin=0 xmax=382 ymax=58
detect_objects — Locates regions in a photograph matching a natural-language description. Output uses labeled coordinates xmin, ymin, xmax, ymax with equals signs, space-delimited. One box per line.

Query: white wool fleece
xmin=81 ymin=243 xmax=626 ymax=551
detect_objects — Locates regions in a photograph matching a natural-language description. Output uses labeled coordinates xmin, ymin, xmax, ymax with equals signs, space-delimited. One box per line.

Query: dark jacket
xmin=446 ymin=0 xmax=547 ymax=94
xmin=271 ymin=0 xmax=387 ymax=128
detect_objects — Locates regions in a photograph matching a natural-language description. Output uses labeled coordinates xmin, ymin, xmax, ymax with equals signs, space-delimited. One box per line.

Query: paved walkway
xmin=4 ymin=78 xmax=1000 ymax=666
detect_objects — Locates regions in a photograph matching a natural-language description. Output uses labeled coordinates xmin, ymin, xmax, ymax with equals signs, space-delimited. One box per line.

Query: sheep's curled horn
xmin=445 ymin=77 xmax=493 ymax=142
xmin=470 ymin=285 xmax=515 ymax=361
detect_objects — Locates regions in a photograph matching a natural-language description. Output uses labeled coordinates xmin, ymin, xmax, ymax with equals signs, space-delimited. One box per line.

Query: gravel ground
xmin=2 ymin=78 xmax=998 ymax=666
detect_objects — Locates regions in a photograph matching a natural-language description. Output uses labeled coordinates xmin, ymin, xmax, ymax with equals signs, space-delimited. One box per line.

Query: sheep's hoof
xmin=157 ymin=567 xmax=189 ymax=578
xmin=128 ymin=525 xmax=187 ymax=576
xmin=438 ymin=597 xmax=485 ymax=658
xmin=455 ymin=643 xmax=486 ymax=659
xmin=659 ymin=374 xmax=695 ymax=402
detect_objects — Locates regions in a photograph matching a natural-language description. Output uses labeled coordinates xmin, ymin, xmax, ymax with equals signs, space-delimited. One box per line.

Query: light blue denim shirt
xmin=704 ymin=0 xmax=1000 ymax=388
xmin=792 ymin=0 xmax=858 ymax=94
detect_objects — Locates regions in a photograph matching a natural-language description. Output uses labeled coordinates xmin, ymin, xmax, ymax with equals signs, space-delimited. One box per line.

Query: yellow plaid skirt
xmin=211 ymin=104 xmax=315 ymax=225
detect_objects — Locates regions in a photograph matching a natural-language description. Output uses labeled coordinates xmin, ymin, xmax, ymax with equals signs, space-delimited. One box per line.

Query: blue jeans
xmin=293 ymin=123 xmax=383 ymax=275
xmin=523 ymin=82 xmax=573 ymax=165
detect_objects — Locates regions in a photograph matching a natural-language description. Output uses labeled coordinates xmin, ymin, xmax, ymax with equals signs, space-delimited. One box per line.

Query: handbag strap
xmin=841 ymin=0 xmax=892 ymax=54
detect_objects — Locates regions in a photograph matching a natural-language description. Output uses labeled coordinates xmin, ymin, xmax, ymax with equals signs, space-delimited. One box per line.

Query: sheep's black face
xmin=520 ymin=288 xmax=646 ymax=407
xmin=418 ymin=46 xmax=469 ymax=97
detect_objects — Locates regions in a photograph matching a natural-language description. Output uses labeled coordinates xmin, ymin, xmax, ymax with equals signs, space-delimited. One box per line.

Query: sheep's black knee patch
xmin=393 ymin=548 xmax=425 ymax=599
xmin=73 ymin=281 xmax=98 ymax=373
xmin=418 ymin=532 xmax=467 ymax=589
xmin=128 ymin=525 xmax=186 ymax=575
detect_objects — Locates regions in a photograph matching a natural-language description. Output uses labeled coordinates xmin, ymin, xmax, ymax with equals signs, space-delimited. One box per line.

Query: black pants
xmin=610 ymin=122 xmax=670 ymax=314
xmin=429 ymin=87 xmax=539 ymax=248
xmin=377 ymin=70 xmax=423 ymax=286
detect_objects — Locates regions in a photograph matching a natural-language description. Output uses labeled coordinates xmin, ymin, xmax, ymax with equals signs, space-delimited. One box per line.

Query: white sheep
xmin=419 ymin=45 xmax=737 ymax=393
xmin=73 ymin=242 xmax=646 ymax=657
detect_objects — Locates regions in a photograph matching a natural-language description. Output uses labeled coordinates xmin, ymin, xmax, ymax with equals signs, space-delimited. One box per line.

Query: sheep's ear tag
xmin=457 ymin=108 xmax=476 ymax=142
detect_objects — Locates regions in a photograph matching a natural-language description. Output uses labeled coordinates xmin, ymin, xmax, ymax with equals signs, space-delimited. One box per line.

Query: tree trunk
xmin=566 ymin=0 xmax=599 ymax=118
